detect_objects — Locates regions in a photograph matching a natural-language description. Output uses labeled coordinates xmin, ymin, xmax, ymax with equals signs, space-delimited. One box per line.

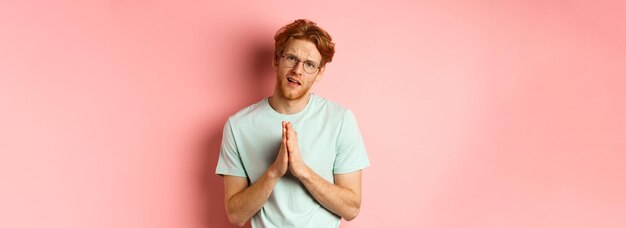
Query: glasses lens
xmin=304 ymin=64 xmax=317 ymax=74
xmin=283 ymin=55 xmax=319 ymax=74
xmin=283 ymin=55 xmax=296 ymax=67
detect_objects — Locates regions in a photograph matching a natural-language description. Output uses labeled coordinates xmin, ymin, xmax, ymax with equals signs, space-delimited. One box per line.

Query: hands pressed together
xmin=269 ymin=121 xmax=311 ymax=179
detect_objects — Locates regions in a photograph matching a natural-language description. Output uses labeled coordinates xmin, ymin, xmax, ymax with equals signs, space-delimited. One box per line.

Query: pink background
xmin=1 ymin=1 xmax=625 ymax=227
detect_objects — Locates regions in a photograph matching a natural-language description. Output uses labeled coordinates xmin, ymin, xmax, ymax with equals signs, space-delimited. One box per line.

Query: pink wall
xmin=2 ymin=1 xmax=625 ymax=227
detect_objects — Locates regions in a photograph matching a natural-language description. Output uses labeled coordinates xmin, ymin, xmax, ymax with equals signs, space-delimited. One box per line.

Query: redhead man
xmin=216 ymin=19 xmax=370 ymax=228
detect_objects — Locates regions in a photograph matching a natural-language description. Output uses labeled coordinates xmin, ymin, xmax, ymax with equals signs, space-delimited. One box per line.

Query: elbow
xmin=342 ymin=196 xmax=362 ymax=221
xmin=225 ymin=199 xmax=248 ymax=227
xmin=225 ymin=204 xmax=248 ymax=227
xmin=343 ymin=205 xmax=361 ymax=221
xmin=226 ymin=212 xmax=247 ymax=227
xmin=231 ymin=220 xmax=246 ymax=227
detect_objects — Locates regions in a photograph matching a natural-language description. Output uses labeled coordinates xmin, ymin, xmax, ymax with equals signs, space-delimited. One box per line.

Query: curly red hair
xmin=273 ymin=19 xmax=335 ymax=68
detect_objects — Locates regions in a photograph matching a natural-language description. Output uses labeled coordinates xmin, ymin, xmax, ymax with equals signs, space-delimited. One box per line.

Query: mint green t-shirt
xmin=215 ymin=93 xmax=370 ymax=228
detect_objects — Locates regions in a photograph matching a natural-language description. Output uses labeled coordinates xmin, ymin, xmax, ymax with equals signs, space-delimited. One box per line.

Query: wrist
xmin=266 ymin=166 xmax=282 ymax=180
xmin=294 ymin=163 xmax=313 ymax=180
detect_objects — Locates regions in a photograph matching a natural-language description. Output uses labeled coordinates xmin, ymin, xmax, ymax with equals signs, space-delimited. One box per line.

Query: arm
xmin=222 ymin=121 xmax=290 ymax=227
xmin=298 ymin=169 xmax=363 ymax=221
xmin=223 ymin=172 xmax=279 ymax=226
xmin=284 ymin=122 xmax=363 ymax=221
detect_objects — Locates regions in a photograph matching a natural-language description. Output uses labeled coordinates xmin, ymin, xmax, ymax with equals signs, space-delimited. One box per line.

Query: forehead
xmin=284 ymin=39 xmax=321 ymax=61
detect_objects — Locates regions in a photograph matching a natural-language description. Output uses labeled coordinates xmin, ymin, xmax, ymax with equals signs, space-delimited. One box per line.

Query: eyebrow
xmin=284 ymin=52 xmax=320 ymax=63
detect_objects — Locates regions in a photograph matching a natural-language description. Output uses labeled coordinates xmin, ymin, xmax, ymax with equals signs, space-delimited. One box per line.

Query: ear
xmin=272 ymin=55 xmax=278 ymax=69
xmin=314 ymin=66 xmax=325 ymax=82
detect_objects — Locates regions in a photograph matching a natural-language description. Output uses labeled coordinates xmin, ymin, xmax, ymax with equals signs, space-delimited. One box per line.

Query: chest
xmin=235 ymin=118 xmax=341 ymax=182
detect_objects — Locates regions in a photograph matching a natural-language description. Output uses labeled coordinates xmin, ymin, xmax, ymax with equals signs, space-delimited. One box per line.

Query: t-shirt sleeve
xmin=333 ymin=109 xmax=371 ymax=174
xmin=215 ymin=119 xmax=248 ymax=177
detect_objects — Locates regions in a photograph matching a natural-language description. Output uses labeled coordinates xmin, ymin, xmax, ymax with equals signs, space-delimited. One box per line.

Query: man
xmin=215 ymin=19 xmax=370 ymax=228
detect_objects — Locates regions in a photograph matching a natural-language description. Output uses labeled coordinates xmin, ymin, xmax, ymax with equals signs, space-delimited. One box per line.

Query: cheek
xmin=303 ymin=79 xmax=315 ymax=87
xmin=277 ymin=68 xmax=290 ymax=78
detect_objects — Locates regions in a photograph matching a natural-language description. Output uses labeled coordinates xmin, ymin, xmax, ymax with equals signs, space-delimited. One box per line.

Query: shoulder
xmin=311 ymin=95 xmax=363 ymax=131
xmin=226 ymin=97 xmax=268 ymax=125
xmin=311 ymin=93 xmax=352 ymax=116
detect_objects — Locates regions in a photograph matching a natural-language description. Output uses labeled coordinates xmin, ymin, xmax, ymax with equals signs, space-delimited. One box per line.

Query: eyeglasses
xmin=280 ymin=54 xmax=321 ymax=74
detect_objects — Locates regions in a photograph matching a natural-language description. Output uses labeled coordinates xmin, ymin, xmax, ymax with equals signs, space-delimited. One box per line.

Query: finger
xmin=283 ymin=137 xmax=288 ymax=152
xmin=285 ymin=122 xmax=291 ymax=140
xmin=286 ymin=123 xmax=295 ymax=138
xmin=282 ymin=121 xmax=287 ymax=148
xmin=288 ymin=122 xmax=297 ymax=134
xmin=282 ymin=121 xmax=286 ymax=138
xmin=282 ymin=130 xmax=288 ymax=154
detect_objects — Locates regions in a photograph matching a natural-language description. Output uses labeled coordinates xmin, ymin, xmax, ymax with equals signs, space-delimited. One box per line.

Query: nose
xmin=291 ymin=61 xmax=304 ymax=75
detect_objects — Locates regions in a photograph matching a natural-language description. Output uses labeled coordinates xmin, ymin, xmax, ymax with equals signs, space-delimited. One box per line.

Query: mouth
xmin=287 ymin=77 xmax=301 ymax=86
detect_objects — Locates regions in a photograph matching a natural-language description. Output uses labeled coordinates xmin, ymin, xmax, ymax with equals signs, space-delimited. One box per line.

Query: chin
xmin=283 ymin=91 xmax=305 ymax=100
xmin=280 ymin=86 xmax=308 ymax=100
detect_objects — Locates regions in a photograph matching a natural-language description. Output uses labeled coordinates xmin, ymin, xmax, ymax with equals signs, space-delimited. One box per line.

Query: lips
xmin=287 ymin=77 xmax=301 ymax=86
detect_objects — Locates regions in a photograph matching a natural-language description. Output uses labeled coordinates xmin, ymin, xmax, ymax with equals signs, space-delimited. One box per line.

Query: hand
xmin=285 ymin=122 xmax=311 ymax=179
xmin=268 ymin=121 xmax=289 ymax=178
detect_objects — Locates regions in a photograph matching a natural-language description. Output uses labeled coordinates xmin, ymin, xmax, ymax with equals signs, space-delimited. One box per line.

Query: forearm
xmin=297 ymin=168 xmax=361 ymax=220
xmin=226 ymin=171 xmax=280 ymax=226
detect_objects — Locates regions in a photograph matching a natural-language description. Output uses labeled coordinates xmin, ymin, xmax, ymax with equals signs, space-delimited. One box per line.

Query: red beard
xmin=276 ymin=77 xmax=308 ymax=100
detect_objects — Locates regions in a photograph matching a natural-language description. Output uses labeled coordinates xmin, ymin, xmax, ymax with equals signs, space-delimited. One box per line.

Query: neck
xmin=269 ymin=93 xmax=311 ymax=115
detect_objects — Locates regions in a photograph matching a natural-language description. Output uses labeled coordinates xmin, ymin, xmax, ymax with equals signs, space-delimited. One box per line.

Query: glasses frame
xmin=280 ymin=54 xmax=321 ymax=74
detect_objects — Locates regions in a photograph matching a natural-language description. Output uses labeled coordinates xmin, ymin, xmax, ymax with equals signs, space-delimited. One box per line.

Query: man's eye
xmin=287 ymin=55 xmax=297 ymax=61
xmin=305 ymin=62 xmax=317 ymax=68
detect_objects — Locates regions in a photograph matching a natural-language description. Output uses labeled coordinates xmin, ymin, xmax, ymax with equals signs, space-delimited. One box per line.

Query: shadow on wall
xmin=191 ymin=23 xmax=276 ymax=228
